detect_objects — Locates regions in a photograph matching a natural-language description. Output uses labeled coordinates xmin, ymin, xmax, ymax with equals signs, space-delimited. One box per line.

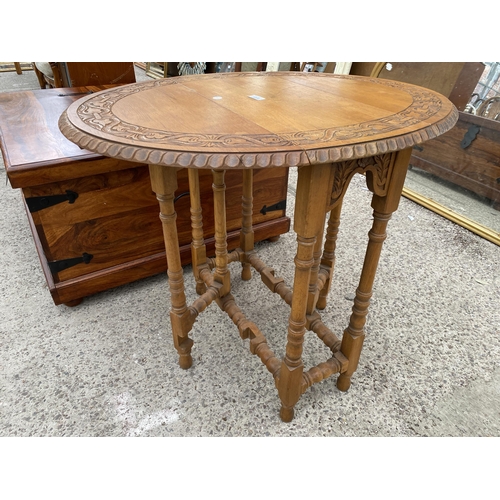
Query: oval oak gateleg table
xmin=59 ymin=72 xmax=458 ymax=422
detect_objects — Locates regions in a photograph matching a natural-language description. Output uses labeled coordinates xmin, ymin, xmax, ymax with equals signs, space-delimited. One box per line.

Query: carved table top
xmin=59 ymin=72 xmax=458 ymax=169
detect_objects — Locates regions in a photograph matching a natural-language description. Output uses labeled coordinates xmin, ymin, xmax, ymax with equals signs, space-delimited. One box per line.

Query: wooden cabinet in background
xmin=61 ymin=62 xmax=136 ymax=87
xmin=0 ymin=87 xmax=290 ymax=306
xmin=350 ymin=62 xmax=485 ymax=111
xmin=409 ymin=111 xmax=500 ymax=207
xmin=34 ymin=62 xmax=137 ymax=89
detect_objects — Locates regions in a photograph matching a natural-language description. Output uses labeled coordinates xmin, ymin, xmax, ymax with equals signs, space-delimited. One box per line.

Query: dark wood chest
xmin=0 ymin=86 xmax=290 ymax=306
xmin=409 ymin=111 xmax=500 ymax=207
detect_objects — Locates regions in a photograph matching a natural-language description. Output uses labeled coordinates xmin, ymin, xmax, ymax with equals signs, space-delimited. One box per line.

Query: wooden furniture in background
xmin=33 ymin=62 xmax=64 ymax=88
xmin=33 ymin=62 xmax=136 ymax=89
xmin=351 ymin=62 xmax=485 ymax=111
xmin=410 ymin=110 xmax=500 ymax=207
xmin=63 ymin=62 xmax=136 ymax=87
xmin=60 ymin=72 xmax=457 ymax=421
xmin=0 ymin=86 xmax=290 ymax=306
xmin=364 ymin=62 xmax=500 ymax=243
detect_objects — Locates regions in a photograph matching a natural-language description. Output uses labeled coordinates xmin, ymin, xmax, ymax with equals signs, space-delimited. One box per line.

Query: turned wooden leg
xmin=188 ymin=168 xmax=208 ymax=295
xmin=336 ymin=208 xmax=391 ymax=391
xmin=240 ymin=169 xmax=254 ymax=280
xmin=337 ymin=148 xmax=412 ymax=391
xmin=212 ymin=169 xmax=231 ymax=297
xmin=316 ymin=201 xmax=342 ymax=310
xmin=149 ymin=164 xmax=194 ymax=369
xmin=278 ymin=163 xmax=333 ymax=422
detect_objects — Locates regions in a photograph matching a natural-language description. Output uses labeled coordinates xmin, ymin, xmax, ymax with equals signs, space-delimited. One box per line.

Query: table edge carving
xmin=58 ymin=108 xmax=458 ymax=169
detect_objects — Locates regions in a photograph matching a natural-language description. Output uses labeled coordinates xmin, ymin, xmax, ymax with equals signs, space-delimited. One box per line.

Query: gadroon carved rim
xmin=58 ymin=73 xmax=459 ymax=169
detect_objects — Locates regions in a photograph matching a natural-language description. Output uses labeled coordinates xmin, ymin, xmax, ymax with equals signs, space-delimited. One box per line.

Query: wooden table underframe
xmin=147 ymin=148 xmax=411 ymax=421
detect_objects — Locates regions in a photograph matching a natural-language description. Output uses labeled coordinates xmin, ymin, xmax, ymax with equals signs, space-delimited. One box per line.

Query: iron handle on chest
xmin=26 ymin=190 xmax=78 ymax=213
xmin=174 ymin=189 xmax=286 ymax=216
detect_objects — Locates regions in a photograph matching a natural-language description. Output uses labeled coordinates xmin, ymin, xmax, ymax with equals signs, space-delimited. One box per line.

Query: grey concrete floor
xmin=0 ymin=67 xmax=499 ymax=442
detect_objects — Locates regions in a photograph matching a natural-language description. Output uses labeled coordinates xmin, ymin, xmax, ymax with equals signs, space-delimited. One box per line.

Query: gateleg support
xmin=337 ymin=148 xmax=412 ymax=391
xmin=188 ymin=168 xmax=209 ymax=296
xmin=240 ymin=169 xmax=254 ymax=281
xmin=317 ymin=200 xmax=343 ymax=310
xmin=212 ymin=169 xmax=231 ymax=297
